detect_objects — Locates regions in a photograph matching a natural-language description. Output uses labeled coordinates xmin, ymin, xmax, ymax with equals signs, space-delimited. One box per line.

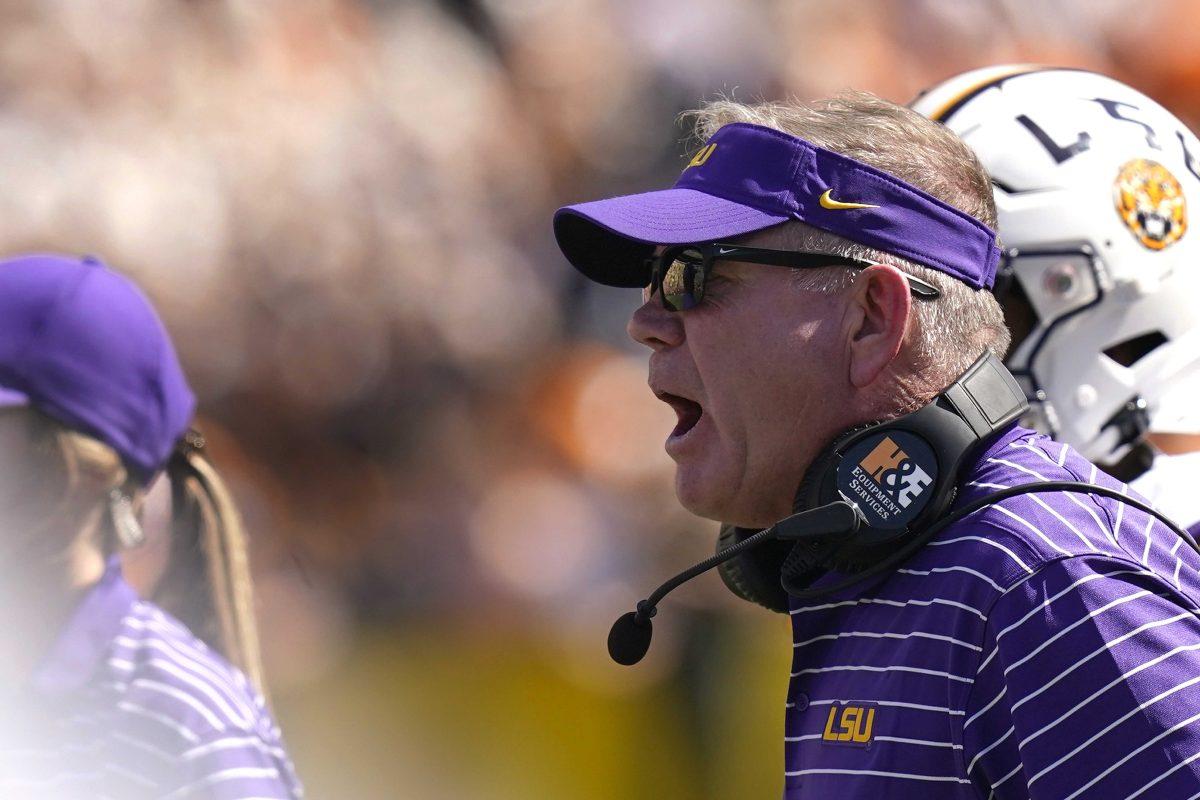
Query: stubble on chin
xmin=673 ymin=462 xmax=796 ymax=529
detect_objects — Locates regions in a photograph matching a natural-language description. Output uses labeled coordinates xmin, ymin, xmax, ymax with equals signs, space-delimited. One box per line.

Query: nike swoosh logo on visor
xmin=819 ymin=189 xmax=880 ymax=210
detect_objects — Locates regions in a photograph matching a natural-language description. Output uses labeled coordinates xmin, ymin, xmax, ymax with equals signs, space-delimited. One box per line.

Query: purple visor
xmin=554 ymin=122 xmax=1002 ymax=290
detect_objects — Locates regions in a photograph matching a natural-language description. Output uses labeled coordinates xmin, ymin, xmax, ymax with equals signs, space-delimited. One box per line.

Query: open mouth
xmin=657 ymin=392 xmax=704 ymax=438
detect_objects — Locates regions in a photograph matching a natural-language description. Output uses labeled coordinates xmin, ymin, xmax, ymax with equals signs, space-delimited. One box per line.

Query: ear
xmin=846 ymin=264 xmax=912 ymax=389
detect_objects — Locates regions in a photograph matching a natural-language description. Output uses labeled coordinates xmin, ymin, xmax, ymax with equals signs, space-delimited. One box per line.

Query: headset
xmin=608 ymin=352 xmax=1200 ymax=665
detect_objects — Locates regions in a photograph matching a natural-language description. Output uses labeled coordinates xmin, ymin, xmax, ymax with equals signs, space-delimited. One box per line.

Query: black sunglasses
xmin=643 ymin=242 xmax=941 ymax=311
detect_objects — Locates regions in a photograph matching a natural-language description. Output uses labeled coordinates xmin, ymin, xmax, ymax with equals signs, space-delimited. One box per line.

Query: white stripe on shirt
xmin=1027 ymin=672 xmax=1200 ymax=788
xmin=790 ymin=664 xmax=973 ymax=684
xmin=116 ymin=701 xmax=202 ymax=744
xmin=1019 ymin=642 xmax=1200 ymax=749
xmin=1061 ymin=707 xmax=1200 ymax=800
xmin=1009 ymin=611 xmax=1196 ymax=714
xmin=131 ymin=679 xmax=227 ymax=731
xmin=785 ymin=767 xmax=971 ymax=784
xmin=927 ymin=535 xmax=1033 ymax=573
xmin=160 ymin=766 xmax=283 ymax=800
xmin=793 ymin=629 xmax=981 ymax=652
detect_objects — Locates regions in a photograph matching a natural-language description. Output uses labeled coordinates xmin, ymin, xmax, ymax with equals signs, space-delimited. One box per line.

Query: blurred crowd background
xmin=4 ymin=0 xmax=1200 ymax=796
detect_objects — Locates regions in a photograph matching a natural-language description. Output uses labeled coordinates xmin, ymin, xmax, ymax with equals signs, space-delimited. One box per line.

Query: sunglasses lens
xmin=660 ymin=249 xmax=705 ymax=311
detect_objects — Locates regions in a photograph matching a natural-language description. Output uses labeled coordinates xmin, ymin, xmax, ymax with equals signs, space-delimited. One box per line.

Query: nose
xmin=627 ymin=293 xmax=684 ymax=351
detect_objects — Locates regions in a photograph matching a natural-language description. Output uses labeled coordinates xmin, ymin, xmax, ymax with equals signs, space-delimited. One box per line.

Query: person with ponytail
xmin=0 ymin=254 xmax=301 ymax=799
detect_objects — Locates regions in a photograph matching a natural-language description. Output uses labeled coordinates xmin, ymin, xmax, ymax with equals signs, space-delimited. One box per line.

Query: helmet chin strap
xmin=1099 ymin=396 xmax=1151 ymax=455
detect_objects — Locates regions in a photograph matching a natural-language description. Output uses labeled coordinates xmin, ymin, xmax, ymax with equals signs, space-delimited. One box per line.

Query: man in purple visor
xmin=555 ymin=93 xmax=1200 ymax=797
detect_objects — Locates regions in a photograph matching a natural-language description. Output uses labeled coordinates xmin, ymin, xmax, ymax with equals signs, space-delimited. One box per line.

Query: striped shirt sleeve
xmin=963 ymin=555 xmax=1200 ymax=799
xmin=165 ymin=725 xmax=301 ymax=799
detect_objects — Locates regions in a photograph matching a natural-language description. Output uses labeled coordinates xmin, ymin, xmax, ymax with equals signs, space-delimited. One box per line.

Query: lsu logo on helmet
xmin=1113 ymin=158 xmax=1188 ymax=251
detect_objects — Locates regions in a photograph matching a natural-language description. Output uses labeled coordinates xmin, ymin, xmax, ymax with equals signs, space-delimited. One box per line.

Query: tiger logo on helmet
xmin=1114 ymin=158 xmax=1188 ymax=251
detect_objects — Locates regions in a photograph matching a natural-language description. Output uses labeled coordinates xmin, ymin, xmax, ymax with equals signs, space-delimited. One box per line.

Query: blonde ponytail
xmin=158 ymin=435 xmax=266 ymax=696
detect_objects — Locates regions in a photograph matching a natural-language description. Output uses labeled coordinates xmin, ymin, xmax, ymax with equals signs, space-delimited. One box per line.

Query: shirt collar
xmin=29 ymin=557 xmax=138 ymax=697
xmin=960 ymin=421 xmax=1030 ymax=480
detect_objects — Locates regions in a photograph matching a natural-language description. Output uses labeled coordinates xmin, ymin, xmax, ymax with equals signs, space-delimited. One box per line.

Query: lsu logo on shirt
xmin=858 ymin=436 xmax=932 ymax=509
xmin=822 ymin=703 xmax=876 ymax=746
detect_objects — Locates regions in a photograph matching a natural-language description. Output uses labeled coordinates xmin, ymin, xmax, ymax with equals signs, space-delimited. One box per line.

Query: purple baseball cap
xmin=0 ymin=254 xmax=195 ymax=483
xmin=554 ymin=122 xmax=1002 ymax=290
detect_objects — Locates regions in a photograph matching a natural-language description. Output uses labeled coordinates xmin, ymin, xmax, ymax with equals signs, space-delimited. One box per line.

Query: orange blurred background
xmin=4 ymin=1 xmax=1200 ymax=796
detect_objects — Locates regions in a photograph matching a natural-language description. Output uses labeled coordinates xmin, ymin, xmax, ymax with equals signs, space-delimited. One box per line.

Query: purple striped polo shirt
xmin=785 ymin=423 xmax=1200 ymax=798
xmin=0 ymin=559 xmax=302 ymax=799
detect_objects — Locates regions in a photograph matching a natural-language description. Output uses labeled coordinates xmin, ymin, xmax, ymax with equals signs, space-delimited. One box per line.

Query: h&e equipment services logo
xmin=846 ymin=435 xmax=933 ymax=525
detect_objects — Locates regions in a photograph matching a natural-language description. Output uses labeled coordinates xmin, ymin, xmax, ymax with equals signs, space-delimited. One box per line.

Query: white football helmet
xmin=912 ymin=65 xmax=1200 ymax=465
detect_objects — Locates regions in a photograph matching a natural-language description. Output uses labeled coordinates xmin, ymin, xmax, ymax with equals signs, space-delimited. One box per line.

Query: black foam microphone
xmin=607 ymin=501 xmax=864 ymax=665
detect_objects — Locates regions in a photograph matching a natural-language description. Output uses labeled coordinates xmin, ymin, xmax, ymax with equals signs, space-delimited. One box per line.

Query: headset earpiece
xmin=793 ymin=422 xmax=878 ymax=514
xmin=715 ymin=524 xmax=792 ymax=613
xmin=716 ymin=352 xmax=1028 ymax=607
xmin=775 ymin=422 xmax=885 ymax=590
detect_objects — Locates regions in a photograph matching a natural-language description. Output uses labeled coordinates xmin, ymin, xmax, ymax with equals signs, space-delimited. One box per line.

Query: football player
xmin=914 ymin=65 xmax=1200 ymax=534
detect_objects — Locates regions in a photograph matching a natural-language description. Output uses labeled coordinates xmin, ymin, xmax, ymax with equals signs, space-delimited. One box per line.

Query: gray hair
xmin=684 ymin=93 xmax=1011 ymax=393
